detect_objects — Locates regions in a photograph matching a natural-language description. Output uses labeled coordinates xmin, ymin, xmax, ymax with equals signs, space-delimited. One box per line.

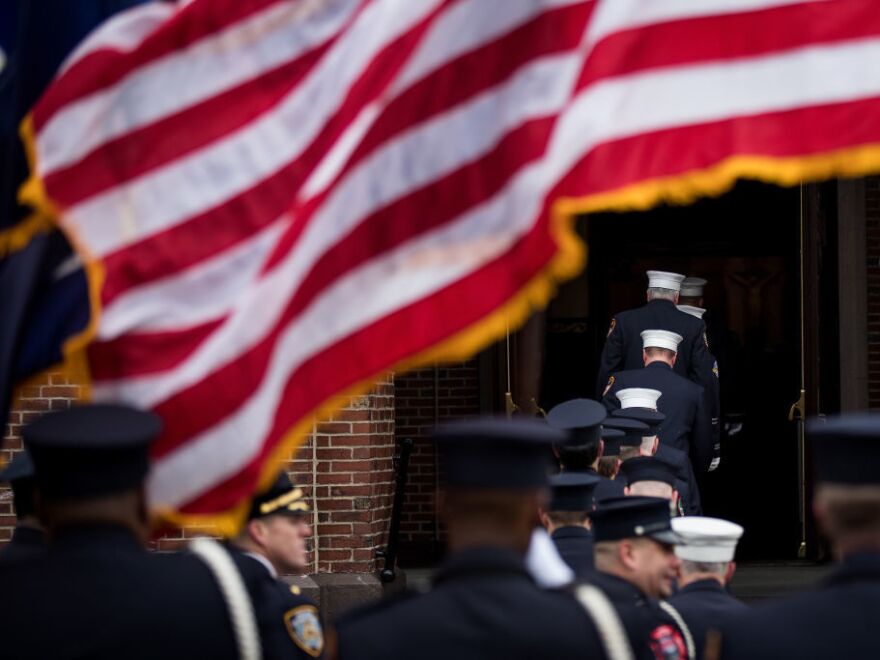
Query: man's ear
xmin=642 ymin=349 xmax=649 ymax=366
xmin=248 ymin=519 xmax=268 ymax=547
xmin=619 ymin=540 xmax=637 ymax=571
xmin=670 ymin=353 xmax=677 ymax=367
xmin=673 ymin=292 xmax=680 ymax=304
xmin=725 ymin=561 xmax=737 ymax=583
xmin=597 ymin=439 xmax=605 ymax=460
xmin=624 ymin=486 xmax=631 ymax=496
xmin=538 ymin=508 xmax=551 ymax=530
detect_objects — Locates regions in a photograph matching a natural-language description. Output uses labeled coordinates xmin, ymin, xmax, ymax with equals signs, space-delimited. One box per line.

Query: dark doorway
xmin=541 ymin=180 xmax=821 ymax=559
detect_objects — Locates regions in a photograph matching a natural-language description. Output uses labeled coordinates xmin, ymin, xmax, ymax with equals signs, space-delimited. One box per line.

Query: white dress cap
xmin=672 ymin=516 xmax=744 ymax=563
xmin=646 ymin=270 xmax=685 ymax=291
xmin=680 ymin=276 xmax=707 ymax=297
xmin=641 ymin=329 xmax=683 ymax=352
xmin=616 ymin=388 xmax=662 ymax=410
xmin=677 ymin=304 xmax=706 ymax=319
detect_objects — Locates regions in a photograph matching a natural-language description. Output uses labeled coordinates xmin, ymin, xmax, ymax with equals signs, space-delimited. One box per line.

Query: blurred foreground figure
xmin=721 ymin=415 xmax=880 ymax=659
xmin=334 ymin=418 xmax=629 ymax=660
xmin=0 ymin=405 xmax=241 ymax=660
xmin=231 ymin=473 xmax=324 ymax=658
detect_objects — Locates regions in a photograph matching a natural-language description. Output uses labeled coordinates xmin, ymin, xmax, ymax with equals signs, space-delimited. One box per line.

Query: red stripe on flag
xmin=169 ymin=214 xmax=558 ymax=513
xmin=93 ymin=115 xmax=555 ymax=380
xmin=33 ymin=0 xmax=285 ymax=131
xmin=577 ymin=0 xmax=880 ymax=90
xmin=559 ymin=95 xmax=880 ymax=201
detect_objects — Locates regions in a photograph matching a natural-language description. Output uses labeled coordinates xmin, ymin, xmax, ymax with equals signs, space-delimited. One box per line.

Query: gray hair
xmin=680 ymin=559 xmax=729 ymax=576
xmin=647 ymin=287 xmax=678 ymax=301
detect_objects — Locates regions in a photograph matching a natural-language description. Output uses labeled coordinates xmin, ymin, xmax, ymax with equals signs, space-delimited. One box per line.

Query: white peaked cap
xmin=677 ymin=304 xmax=706 ymax=319
xmin=616 ymin=388 xmax=662 ymax=410
xmin=646 ymin=270 xmax=685 ymax=291
xmin=680 ymin=276 xmax=708 ymax=297
xmin=672 ymin=516 xmax=744 ymax=562
xmin=641 ymin=329 xmax=683 ymax=352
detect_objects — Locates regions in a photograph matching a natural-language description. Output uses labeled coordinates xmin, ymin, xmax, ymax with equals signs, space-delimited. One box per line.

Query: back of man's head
xmin=557 ymin=440 xmax=600 ymax=471
xmin=627 ymin=480 xmax=673 ymax=500
xmin=647 ymin=287 xmax=678 ymax=302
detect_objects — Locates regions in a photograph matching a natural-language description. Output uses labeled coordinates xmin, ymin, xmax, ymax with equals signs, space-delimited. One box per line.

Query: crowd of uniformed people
xmin=1 ymin=270 xmax=879 ymax=658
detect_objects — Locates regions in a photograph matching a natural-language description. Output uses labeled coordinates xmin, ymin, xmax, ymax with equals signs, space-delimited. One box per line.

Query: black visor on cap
xmin=619 ymin=456 xmax=677 ymax=487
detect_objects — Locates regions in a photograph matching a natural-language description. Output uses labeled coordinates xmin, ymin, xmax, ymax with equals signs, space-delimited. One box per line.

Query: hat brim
xmin=647 ymin=529 xmax=680 ymax=545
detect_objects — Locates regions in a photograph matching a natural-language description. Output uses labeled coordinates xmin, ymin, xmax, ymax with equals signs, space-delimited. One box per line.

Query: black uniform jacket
xmin=552 ymin=526 xmax=594 ymax=579
xmin=0 ymin=524 xmax=238 ymax=660
xmin=584 ymin=570 xmax=691 ymax=660
xmin=666 ymin=578 xmax=746 ymax=658
xmin=597 ymin=299 xmax=717 ymax=398
xmin=335 ymin=546 xmax=612 ymax=660
xmin=720 ymin=552 xmax=880 ymax=659
xmin=0 ymin=524 xmax=46 ymax=563
xmin=604 ymin=361 xmax=714 ymax=474
xmin=654 ymin=444 xmax=702 ymax=516
xmin=229 ymin=548 xmax=325 ymax=659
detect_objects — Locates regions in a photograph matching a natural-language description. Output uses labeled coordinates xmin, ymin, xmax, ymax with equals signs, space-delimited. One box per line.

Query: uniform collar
xmin=825 ymin=551 xmax=880 ymax=586
xmin=646 ymin=361 xmax=673 ymax=371
xmin=244 ymin=551 xmax=279 ymax=578
xmin=433 ymin=547 xmax=530 ymax=586
xmin=588 ymin=569 xmax=647 ymax=605
xmin=50 ymin=523 xmax=143 ymax=553
xmin=680 ymin=577 xmax=725 ymax=594
xmin=552 ymin=526 xmax=592 ymax=541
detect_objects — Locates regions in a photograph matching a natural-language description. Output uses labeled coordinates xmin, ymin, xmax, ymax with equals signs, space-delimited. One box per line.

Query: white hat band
xmin=616 ymin=388 xmax=662 ymax=410
xmin=641 ymin=330 xmax=683 ymax=352
xmin=674 ymin=544 xmax=737 ymax=563
xmin=677 ymin=305 xmax=705 ymax=319
xmin=646 ymin=270 xmax=685 ymax=291
xmin=680 ymin=277 xmax=707 ymax=297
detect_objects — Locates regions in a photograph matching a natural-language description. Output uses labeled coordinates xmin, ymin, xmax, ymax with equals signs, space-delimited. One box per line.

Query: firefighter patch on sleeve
xmin=284 ymin=605 xmax=324 ymax=657
xmin=649 ymin=624 xmax=686 ymax=660
xmin=712 ymin=360 xmax=719 ymax=378
xmin=603 ymin=376 xmax=615 ymax=397
xmin=607 ymin=318 xmax=617 ymax=338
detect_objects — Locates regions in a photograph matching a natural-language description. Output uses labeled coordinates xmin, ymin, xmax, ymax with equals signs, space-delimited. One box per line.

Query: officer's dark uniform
xmin=603 ymin=361 xmax=714 ymax=474
xmin=605 ymin=411 xmax=702 ymax=515
xmin=547 ymin=472 xmax=600 ymax=579
xmin=720 ymin=415 xmax=880 ymax=659
xmin=0 ymin=404 xmax=239 ymax=660
xmin=334 ymin=418 xmax=618 ymax=660
xmin=0 ymin=452 xmax=46 ymax=563
xmin=667 ymin=579 xmax=746 ymax=658
xmin=596 ymin=297 xmax=717 ymax=403
xmin=586 ymin=496 xmax=693 ymax=660
xmin=230 ymin=472 xmax=324 ymax=659
xmin=547 ymin=398 xmax=626 ymax=501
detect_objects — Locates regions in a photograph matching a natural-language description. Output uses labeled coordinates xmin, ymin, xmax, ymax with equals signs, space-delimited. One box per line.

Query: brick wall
xmin=1 ymin=373 xmax=396 ymax=574
xmin=394 ymin=361 xmax=481 ymax=566
xmin=867 ymin=176 xmax=880 ymax=409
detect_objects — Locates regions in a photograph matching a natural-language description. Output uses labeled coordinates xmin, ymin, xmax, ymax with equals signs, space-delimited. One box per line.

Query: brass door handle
xmin=788 ymin=389 xmax=806 ymax=422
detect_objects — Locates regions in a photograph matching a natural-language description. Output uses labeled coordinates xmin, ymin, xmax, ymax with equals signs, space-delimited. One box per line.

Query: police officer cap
xmin=680 ymin=277 xmax=707 ymax=298
xmin=22 ymin=404 xmax=161 ymax=499
xmin=0 ymin=451 xmax=34 ymax=483
xmin=615 ymin=388 xmax=662 ymax=411
xmin=677 ymin=304 xmax=706 ymax=319
xmin=434 ymin=417 xmax=562 ymax=489
xmin=590 ymin=496 xmax=678 ymax=544
xmin=619 ymin=456 xmax=677 ymax=487
xmin=646 ymin=271 xmax=685 ymax=291
xmin=547 ymin=398 xmax=607 ymax=447
xmin=808 ymin=414 xmax=880 ymax=485
xmin=603 ymin=416 xmax=651 ymax=443
xmin=548 ymin=473 xmax=600 ymax=511
xmin=672 ymin=516 xmax=743 ymax=563
xmin=248 ymin=471 xmax=309 ymax=520
xmin=601 ymin=436 xmax=625 ymax=456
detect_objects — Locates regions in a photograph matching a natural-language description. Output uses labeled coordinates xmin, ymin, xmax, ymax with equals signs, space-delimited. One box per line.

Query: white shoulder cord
xmin=190 ymin=537 xmax=262 ymax=660
xmin=574 ymin=584 xmax=635 ymax=660
xmin=658 ymin=600 xmax=696 ymax=660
